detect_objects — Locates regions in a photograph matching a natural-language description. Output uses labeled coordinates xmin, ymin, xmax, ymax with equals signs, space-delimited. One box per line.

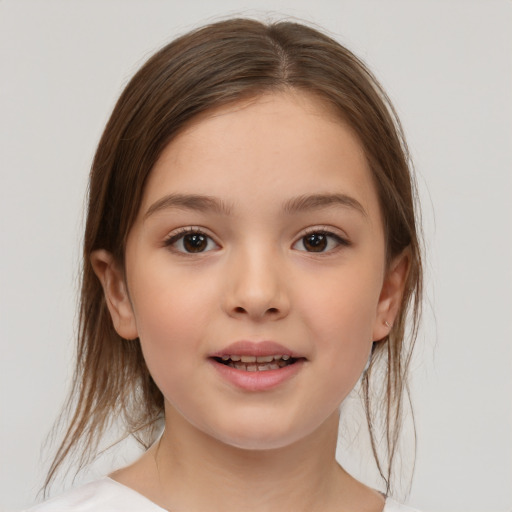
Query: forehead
xmin=140 ymin=91 xmax=381 ymax=224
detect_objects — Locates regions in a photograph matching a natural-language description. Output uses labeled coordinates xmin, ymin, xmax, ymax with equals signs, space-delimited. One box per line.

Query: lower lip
xmin=210 ymin=359 xmax=305 ymax=391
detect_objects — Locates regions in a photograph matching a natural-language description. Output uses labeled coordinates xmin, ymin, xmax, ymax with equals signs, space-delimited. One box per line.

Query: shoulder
xmin=384 ymin=497 xmax=422 ymax=512
xmin=23 ymin=477 xmax=165 ymax=512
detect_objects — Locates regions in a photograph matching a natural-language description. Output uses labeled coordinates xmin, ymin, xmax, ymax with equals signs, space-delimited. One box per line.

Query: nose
xmin=222 ymin=246 xmax=290 ymax=321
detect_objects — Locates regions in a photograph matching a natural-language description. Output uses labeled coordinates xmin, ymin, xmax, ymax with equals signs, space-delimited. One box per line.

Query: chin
xmin=215 ymin=433 xmax=305 ymax=452
xmin=203 ymin=415 xmax=327 ymax=452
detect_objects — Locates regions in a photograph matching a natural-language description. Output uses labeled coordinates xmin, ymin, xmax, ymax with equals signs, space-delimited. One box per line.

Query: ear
xmin=372 ymin=249 xmax=410 ymax=342
xmin=90 ymin=249 xmax=138 ymax=340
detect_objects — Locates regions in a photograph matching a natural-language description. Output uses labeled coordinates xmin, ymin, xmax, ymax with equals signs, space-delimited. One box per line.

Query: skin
xmin=92 ymin=91 xmax=409 ymax=512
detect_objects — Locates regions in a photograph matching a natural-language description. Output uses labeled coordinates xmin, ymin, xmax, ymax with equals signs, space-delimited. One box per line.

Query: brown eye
xmin=293 ymin=231 xmax=348 ymax=253
xmin=183 ymin=233 xmax=208 ymax=252
xmin=165 ymin=230 xmax=219 ymax=253
xmin=303 ymin=233 xmax=327 ymax=252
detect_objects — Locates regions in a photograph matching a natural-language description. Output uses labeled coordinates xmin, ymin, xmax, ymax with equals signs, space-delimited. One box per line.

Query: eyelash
xmin=163 ymin=227 xmax=219 ymax=254
xmin=293 ymin=228 xmax=351 ymax=253
xmin=163 ymin=227 xmax=350 ymax=254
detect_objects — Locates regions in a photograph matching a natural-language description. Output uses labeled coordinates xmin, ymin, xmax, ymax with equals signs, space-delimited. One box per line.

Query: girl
xmin=27 ymin=18 xmax=422 ymax=512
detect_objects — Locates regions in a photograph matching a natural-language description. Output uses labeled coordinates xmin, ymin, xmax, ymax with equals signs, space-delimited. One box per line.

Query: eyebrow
xmin=144 ymin=193 xmax=233 ymax=219
xmin=144 ymin=192 xmax=367 ymax=219
xmin=283 ymin=193 xmax=367 ymax=217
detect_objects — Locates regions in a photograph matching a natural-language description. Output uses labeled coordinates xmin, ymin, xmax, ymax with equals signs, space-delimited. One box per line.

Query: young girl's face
xmin=98 ymin=91 xmax=405 ymax=450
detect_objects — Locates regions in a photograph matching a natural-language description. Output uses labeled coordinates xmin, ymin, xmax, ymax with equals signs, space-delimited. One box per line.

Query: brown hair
xmin=45 ymin=18 xmax=422 ymax=495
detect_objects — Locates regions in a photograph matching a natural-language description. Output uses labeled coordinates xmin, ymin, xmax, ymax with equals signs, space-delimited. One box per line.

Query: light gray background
xmin=1 ymin=1 xmax=511 ymax=511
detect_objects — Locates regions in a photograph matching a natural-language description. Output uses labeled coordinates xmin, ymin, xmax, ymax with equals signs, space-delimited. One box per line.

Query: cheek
xmin=133 ymin=286 xmax=195 ymax=344
xmin=302 ymin=263 xmax=382 ymax=339
xmin=130 ymin=254 xmax=217 ymax=332
xmin=297 ymin=262 xmax=382 ymax=382
xmin=127 ymin=261 xmax=219 ymax=386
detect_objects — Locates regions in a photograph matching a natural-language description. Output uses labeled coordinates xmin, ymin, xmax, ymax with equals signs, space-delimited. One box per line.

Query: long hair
xmin=45 ymin=18 xmax=422 ymax=496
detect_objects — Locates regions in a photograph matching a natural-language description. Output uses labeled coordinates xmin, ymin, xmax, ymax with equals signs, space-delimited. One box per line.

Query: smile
xmin=209 ymin=341 xmax=305 ymax=390
xmin=214 ymin=354 xmax=295 ymax=372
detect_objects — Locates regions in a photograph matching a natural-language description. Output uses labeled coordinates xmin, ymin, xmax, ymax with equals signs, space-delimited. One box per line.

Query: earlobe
xmin=372 ymin=250 xmax=410 ymax=342
xmin=90 ymin=249 xmax=138 ymax=340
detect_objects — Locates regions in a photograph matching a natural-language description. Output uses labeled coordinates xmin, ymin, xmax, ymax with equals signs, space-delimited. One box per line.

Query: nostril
xmin=231 ymin=306 xmax=280 ymax=316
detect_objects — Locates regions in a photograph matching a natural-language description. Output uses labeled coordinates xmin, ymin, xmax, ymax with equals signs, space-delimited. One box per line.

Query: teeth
xmin=221 ymin=354 xmax=291 ymax=362
xmin=256 ymin=355 xmax=274 ymax=363
xmin=224 ymin=355 xmax=296 ymax=372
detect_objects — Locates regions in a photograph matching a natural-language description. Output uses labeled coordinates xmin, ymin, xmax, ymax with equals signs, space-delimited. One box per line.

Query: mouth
xmin=209 ymin=341 xmax=306 ymax=390
xmin=212 ymin=354 xmax=299 ymax=372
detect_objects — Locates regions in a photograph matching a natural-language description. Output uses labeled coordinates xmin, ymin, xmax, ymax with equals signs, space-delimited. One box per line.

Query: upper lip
xmin=210 ymin=340 xmax=303 ymax=358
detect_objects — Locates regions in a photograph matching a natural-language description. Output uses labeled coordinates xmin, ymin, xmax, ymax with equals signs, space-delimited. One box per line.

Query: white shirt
xmin=24 ymin=477 xmax=421 ymax=511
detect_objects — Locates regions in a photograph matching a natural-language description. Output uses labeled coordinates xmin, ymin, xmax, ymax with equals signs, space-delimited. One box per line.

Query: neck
xmin=111 ymin=406 xmax=385 ymax=512
xmin=161 ymin=409 xmax=340 ymax=511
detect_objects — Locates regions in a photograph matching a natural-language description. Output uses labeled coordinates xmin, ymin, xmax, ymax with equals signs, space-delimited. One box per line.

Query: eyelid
xmin=163 ymin=226 xmax=220 ymax=254
xmin=292 ymin=226 xmax=351 ymax=252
